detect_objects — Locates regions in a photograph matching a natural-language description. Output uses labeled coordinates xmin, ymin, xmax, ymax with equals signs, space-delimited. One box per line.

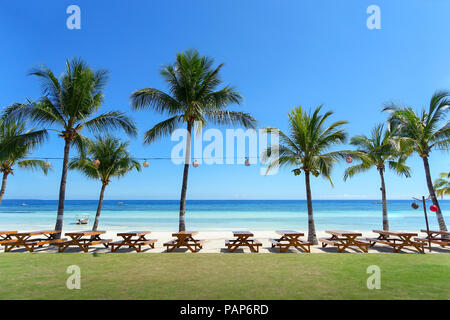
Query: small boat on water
xmin=76 ymin=214 xmax=90 ymax=225
xmin=20 ymin=202 xmax=27 ymax=206
xmin=117 ymin=201 xmax=124 ymax=205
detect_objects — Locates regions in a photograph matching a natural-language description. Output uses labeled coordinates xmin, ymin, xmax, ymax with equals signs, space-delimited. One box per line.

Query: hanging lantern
xmin=44 ymin=160 xmax=51 ymax=168
xmin=93 ymin=159 xmax=101 ymax=167
xmin=245 ymin=158 xmax=250 ymax=166
xmin=143 ymin=160 xmax=149 ymax=168
xmin=411 ymin=202 xmax=419 ymax=210
xmin=430 ymin=205 xmax=438 ymax=212
xmin=346 ymin=156 xmax=353 ymax=164
xmin=192 ymin=160 xmax=199 ymax=168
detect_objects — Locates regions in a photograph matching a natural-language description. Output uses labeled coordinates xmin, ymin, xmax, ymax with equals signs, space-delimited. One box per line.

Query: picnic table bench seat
xmin=164 ymin=237 xmax=205 ymax=253
xmin=164 ymin=239 xmax=206 ymax=246
xmin=269 ymin=238 xmax=311 ymax=252
xmin=225 ymin=239 xmax=262 ymax=252
xmin=414 ymin=237 xmax=449 ymax=247
xmin=3 ymin=238 xmax=67 ymax=252
xmin=109 ymin=239 xmax=157 ymax=252
xmin=56 ymin=238 xmax=111 ymax=252
xmin=320 ymin=235 xmax=370 ymax=253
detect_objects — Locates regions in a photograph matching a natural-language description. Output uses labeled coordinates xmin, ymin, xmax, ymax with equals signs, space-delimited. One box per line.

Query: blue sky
xmin=0 ymin=0 xmax=449 ymax=200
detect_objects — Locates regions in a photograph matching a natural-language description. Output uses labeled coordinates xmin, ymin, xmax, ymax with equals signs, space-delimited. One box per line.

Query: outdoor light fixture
xmin=245 ymin=158 xmax=250 ymax=166
xmin=346 ymin=155 xmax=353 ymax=164
xmin=192 ymin=160 xmax=199 ymax=168
xmin=93 ymin=159 xmax=100 ymax=167
xmin=143 ymin=160 xmax=149 ymax=168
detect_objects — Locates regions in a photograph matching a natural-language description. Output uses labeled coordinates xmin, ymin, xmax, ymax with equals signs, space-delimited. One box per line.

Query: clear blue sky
xmin=1 ymin=0 xmax=449 ymax=200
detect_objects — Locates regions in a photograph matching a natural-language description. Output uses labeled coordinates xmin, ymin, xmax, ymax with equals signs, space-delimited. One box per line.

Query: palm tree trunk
xmin=305 ymin=171 xmax=317 ymax=245
xmin=178 ymin=122 xmax=192 ymax=232
xmin=92 ymin=183 xmax=107 ymax=231
xmin=379 ymin=168 xmax=389 ymax=231
xmin=0 ymin=172 xmax=9 ymax=205
xmin=54 ymin=139 xmax=71 ymax=238
xmin=422 ymin=156 xmax=447 ymax=232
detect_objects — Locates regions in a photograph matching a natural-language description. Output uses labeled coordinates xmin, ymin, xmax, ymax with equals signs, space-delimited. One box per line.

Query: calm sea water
xmin=0 ymin=200 xmax=448 ymax=232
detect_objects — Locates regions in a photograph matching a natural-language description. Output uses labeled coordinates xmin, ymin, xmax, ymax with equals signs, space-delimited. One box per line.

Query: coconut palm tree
xmin=2 ymin=58 xmax=137 ymax=237
xmin=344 ymin=123 xmax=411 ymax=230
xmin=0 ymin=119 xmax=50 ymax=204
xmin=434 ymin=172 xmax=450 ymax=199
xmin=263 ymin=106 xmax=362 ymax=244
xmin=69 ymin=135 xmax=140 ymax=231
xmin=384 ymin=91 xmax=449 ymax=232
xmin=130 ymin=49 xmax=256 ymax=231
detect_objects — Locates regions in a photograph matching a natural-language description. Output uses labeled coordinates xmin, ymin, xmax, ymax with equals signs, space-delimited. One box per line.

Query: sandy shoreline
xmin=2 ymin=229 xmax=448 ymax=254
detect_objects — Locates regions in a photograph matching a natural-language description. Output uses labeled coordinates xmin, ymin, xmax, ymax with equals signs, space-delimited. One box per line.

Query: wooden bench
xmin=164 ymin=239 xmax=205 ymax=252
xmin=414 ymin=237 xmax=449 ymax=247
xmin=369 ymin=230 xmax=425 ymax=253
xmin=57 ymin=238 xmax=111 ymax=253
xmin=225 ymin=231 xmax=262 ymax=253
xmin=3 ymin=238 xmax=67 ymax=252
xmin=269 ymin=237 xmax=311 ymax=253
xmin=320 ymin=230 xmax=370 ymax=253
xmin=110 ymin=239 xmax=157 ymax=252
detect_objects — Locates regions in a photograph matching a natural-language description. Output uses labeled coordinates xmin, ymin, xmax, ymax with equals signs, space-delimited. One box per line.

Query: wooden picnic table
xmin=163 ymin=231 xmax=205 ymax=253
xmin=2 ymin=230 xmax=63 ymax=252
xmin=367 ymin=230 xmax=425 ymax=253
xmin=320 ymin=230 xmax=370 ymax=253
xmin=269 ymin=230 xmax=311 ymax=253
xmin=225 ymin=231 xmax=262 ymax=253
xmin=109 ymin=231 xmax=157 ymax=252
xmin=56 ymin=231 xmax=111 ymax=253
xmin=0 ymin=231 xmax=17 ymax=241
xmin=414 ymin=230 xmax=450 ymax=251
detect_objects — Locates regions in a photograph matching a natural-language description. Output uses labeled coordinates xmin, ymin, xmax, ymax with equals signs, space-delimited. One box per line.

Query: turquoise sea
xmin=0 ymin=200 xmax=449 ymax=232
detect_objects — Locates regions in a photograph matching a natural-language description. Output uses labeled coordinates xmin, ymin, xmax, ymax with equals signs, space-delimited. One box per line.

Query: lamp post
xmin=411 ymin=196 xmax=432 ymax=252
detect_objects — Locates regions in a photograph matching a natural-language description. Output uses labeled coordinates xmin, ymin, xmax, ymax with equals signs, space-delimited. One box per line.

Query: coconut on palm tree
xmin=384 ymin=91 xmax=449 ymax=232
xmin=0 ymin=119 xmax=50 ymax=204
xmin=434 ymin=172 xmax=450 ymax=199
xmin=2 ymin=58 xmax=137 ymax=236
xmin=263 ymin=106 xmax=362 ymax=244
xmin=131 ymin=49 xmax=256 ymax=231
xmin=344 ymin=123 xmax=411 ymax=230
xmin=69 ymin=135 xmax=140 ymax=231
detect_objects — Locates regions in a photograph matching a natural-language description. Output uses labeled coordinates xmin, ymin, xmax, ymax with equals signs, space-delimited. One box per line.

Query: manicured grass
xmin=0 ymin=253 xmax=449 ymax=300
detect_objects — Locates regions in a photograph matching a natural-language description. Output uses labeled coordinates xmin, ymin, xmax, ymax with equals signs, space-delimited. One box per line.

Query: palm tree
xmin=0 ymin=119 xmax=50 ymax=204
xmin=263 ymin=106 xmax=362 ymax=244
xmin=2 ymin=58 xmax=137 ymax=237
xmin=384 ymin=91 xmax=449 ymax=232
xmin=344 ymin=123 xmax=411 ymax=230
xmin=131 ymin=49 xmax=256 ymax=231
xmin=434 ymin=172 xmax=450 ymax=199
xmin=69 ymin=135 xmax=140 ymax=231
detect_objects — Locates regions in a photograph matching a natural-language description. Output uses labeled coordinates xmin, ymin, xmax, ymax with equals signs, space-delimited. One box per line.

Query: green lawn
xmin=0 ymin=253 xmax=449 ymax=299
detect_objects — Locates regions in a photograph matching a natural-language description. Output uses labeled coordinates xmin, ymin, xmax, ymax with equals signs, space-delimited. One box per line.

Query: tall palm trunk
xmin=422 ymin=156 xmax=447 ymax=232
xmin=305 ymin=171 xmax=317 ymax=244
xmin=179 ymin=122 xmax=192 ymax=231
xmin=0 ymin=172 xmax=9 ymax=205
xmin=378 ymin=168 xmax=389 ymax=230
xmin=92 ymin=183 xmax=107 ymax=231
xmin=54 ymin=139 xmax=71 ymax=238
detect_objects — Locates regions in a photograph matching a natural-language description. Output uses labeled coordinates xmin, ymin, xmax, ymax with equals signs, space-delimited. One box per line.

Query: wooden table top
xmin=421 ymin=229 xmax=450 ymax=236
xmin=65 ymin=231 xmax=106 ymax=236
xmin=232 ymin=231 xmax=254 ymax=237
xmin=276 ymin=230 xmax=304 ymax=236
xmin=117 ymin=231 xmax=151 ymax=237
xmin=373 ymin=230 xmax=418 ymax=236
xmin=326 ymin=230 xmax=362 ymax=237
xmin=0 ymin=231 xmax=17 ymax=235
xmin=14 ymin=230 xmax=59 ymax=236
xmin=172 ymin=231 xmax=198 ymax=237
